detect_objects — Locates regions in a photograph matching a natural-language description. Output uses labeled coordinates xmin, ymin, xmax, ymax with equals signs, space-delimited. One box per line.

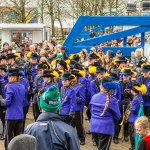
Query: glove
xmin=0 ymin=95 xmax=6 ymax=106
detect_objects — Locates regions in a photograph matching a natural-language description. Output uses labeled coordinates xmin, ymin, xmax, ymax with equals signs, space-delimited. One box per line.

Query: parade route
xmin=0 ymin=107 xmax=130 ymax=150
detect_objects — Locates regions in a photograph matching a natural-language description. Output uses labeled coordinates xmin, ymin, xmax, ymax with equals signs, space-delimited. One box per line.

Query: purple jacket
xmin=128 ymin=94 xmax=143 ymax=123
xmin=72 ymin=83 xmax=85 ymax=111
xmin=90 ymin=92 xmax=121 ymax=135
xmin=5 ymin=82 xmax=25 ymax=120
xmin=60 ymin=86 xmax=77 ymax=115
xmin=20 ymin=78 xmax=29 ymax=107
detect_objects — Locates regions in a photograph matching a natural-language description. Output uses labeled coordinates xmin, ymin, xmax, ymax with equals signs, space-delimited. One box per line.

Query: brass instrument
xmin=120 ymin=102 xmax=132 ymax=126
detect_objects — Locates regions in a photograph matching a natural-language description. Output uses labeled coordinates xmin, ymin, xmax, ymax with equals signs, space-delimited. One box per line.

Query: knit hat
xmin=40 ymin=85 xmax=60 ymax=112
xmin=56 ymin=53 xmax=63 ymax=60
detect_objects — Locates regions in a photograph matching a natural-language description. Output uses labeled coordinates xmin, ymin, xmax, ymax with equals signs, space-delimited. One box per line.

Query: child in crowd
xmin=135 ymin=116 xmax=150 ymax=150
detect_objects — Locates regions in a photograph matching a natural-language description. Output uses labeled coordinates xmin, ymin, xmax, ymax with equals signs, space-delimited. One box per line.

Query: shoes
xmin=80 ymin=140 xmax=85 ymax=145
xmin=93 ymin=141 xmax=96 ymax=146
xmin=86 ymin=130 xmax=91 ymax=134
xmin=113 ymin=138 xmax=119 ymax=144
xmin=0 ymin=135 xmax=4 ymax=140
xmin=124 ymin=137 xmax=129 ymax=142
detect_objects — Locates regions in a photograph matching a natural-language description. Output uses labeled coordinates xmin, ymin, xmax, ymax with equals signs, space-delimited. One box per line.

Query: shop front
xmin=0 ymin=24 xmax=50 ymax=47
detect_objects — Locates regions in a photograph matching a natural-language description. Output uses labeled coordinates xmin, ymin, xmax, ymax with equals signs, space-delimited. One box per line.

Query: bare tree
xmin=3 ymin=0 xmax=36 ymax=23
xmin=44 ymin=0 xmax=56 ymax=36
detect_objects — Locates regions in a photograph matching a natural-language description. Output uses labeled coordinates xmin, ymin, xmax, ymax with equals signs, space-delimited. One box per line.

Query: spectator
xmin=90 ymin=31 xmax=96 ymax=38
xmin=116 ymin=50 xmax=122 ymax=58
xmin=80 ymin=49 xmax=88 ymax=60
xmin=40 ymin=49 xmax=46 ymax=57
xmin=90 ymin=47 xmax=96 ymax=54
xmin=1 ymin=42 xmax=9 ymax=54
xmin=51 ymin=37 xmax=57 ymax=47
xmin=8 ymin=134 xmax=36 ymax=150
xmin=25 ymin=85 xmax=80 ymax=150
xmin=80 ymin=57 xmax=85 ymax=65
xmin=60 ymin=46 xmax=68 ymax=60
xmin=129 ymin=51 xmax=136 ymax=65
xmin=135 ymin=116 xmax=150 ymax=150
xmin=29 ymin=45 xmax=36 ymax=54
xmin=135 ymin=48 xmax=147 ymax=64
xmin=19 ymin=44 xmax=25 ymax=55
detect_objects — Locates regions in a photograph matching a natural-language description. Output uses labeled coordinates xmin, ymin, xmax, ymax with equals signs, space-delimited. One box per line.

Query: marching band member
xmin=40 ymin=70 xmax=58 ymax=93
xmin=140 ymin=65 xmax=150 ymax=118
xmin=70 ymin=69 xmax=86 ymax=145
xmin=128 ymin=83 xmax=146 ymax=150
xmin=18 ymin=69 xmax=29 ymax=132
xmin=60 ymin=72 xmax=77 ymax=115
xmin=115 ymin=56 xmax=128 ymax=80
xmin=90 ymin=66 xmax=106 ymax=98
xmin=0 ymin=68 xmax=25 ymax=149
xmin=90 ymin=77 xmax=121 ymax=150
xmin=114 ymin=68 xmax=133 ymax=144
xmin=0 ymin=65 xmax=8 ymax=140
xmin=87 ymin=66 xmax=106 ymax=135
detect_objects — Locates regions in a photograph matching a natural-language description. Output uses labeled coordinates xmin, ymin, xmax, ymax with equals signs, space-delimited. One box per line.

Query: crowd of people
xmin=0 ymin=38 xmax=150 ymax=150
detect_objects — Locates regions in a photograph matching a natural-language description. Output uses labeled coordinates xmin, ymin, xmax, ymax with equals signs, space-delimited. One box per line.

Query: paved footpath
xmin=0 ymin=107 xmax=130 ymax=150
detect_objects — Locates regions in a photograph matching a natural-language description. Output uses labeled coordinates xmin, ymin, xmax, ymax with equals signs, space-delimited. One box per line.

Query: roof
xmin=0 ymin=24 xmax=48 ymax=31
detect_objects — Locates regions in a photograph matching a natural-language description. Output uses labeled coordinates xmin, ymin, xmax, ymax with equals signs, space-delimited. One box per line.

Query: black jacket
xmin=25 ymin=112 xmax=80 ymax=150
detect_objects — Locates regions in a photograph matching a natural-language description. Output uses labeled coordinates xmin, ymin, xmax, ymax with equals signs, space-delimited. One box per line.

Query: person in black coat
xmin=25 ymin=85 xmax=80 ymax=150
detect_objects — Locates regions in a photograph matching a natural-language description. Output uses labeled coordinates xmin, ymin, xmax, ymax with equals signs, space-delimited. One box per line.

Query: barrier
xmin=63 ymin=16 xmax=150 ymax=56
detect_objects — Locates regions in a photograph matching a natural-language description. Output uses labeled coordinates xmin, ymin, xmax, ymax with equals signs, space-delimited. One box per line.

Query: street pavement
xmin=0 ymin=107 xmax=130 ymax=150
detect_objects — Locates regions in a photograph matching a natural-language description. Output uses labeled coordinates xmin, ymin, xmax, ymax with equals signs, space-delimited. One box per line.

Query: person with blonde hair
xmin=135 ymin=48 xmax=147 ymax=64
xmin=135 ymin=116 xmax=150 ymax=150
